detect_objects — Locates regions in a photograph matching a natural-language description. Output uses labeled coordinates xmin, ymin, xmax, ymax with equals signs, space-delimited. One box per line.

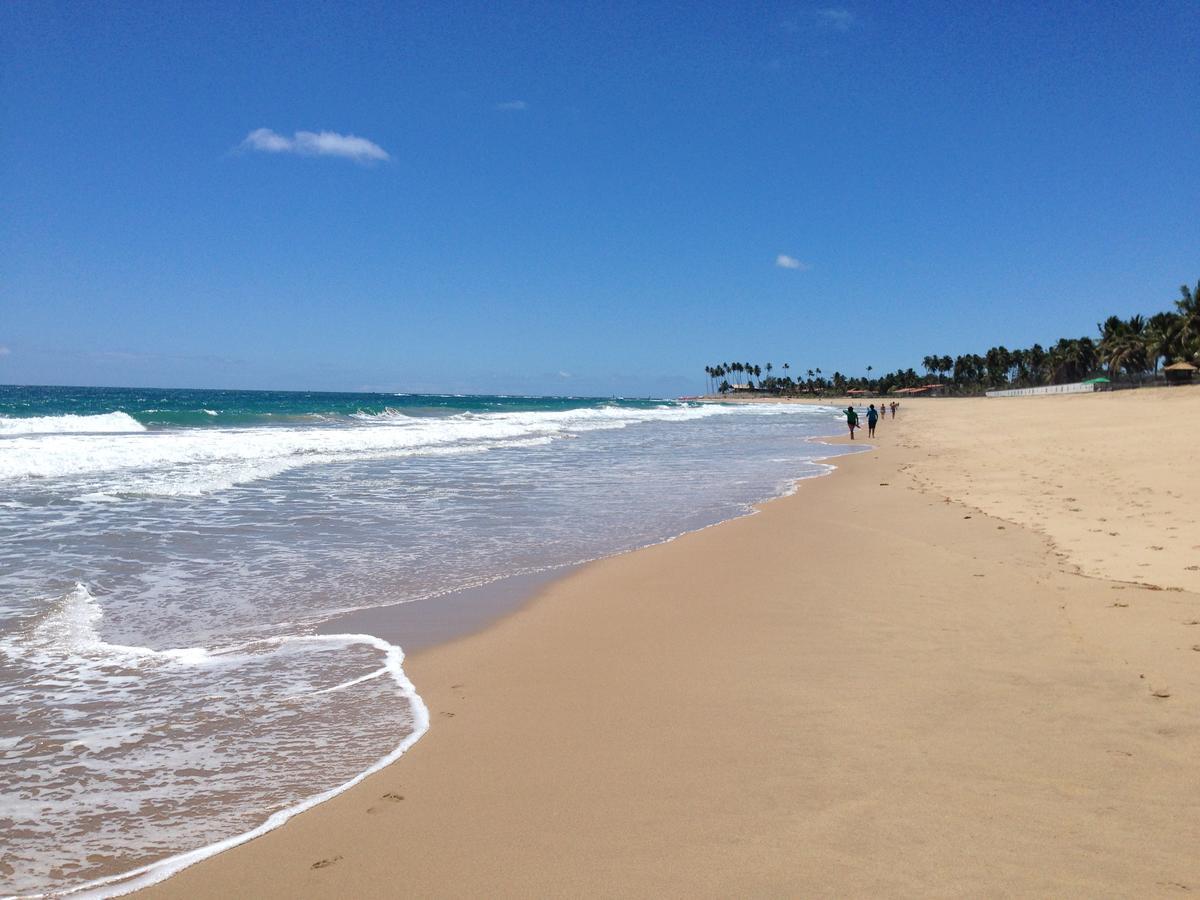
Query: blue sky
xmin=2 ymin=1 xmax=1197 ymax=396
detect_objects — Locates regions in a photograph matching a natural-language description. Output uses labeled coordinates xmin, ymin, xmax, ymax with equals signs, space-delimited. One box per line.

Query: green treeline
xmin=703 ymin=280 xmax=1199 ymax=396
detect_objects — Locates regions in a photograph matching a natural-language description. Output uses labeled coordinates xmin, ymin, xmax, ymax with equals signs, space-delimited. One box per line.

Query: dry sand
xmin=139 ymin=388 xmax=1200 ymax=898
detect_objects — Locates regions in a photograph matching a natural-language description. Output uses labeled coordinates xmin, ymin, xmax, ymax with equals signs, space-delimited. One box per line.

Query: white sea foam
xmin=0 ymin=585 xmax=429 ymax=898
xmin=0 ymin=411 xmax=146 ymax=435
xmin=0 ymin=402 xmax=816 ymax=498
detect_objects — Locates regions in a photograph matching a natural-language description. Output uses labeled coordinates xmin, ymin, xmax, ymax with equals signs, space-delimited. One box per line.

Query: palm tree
xmin=1175 ymin=280 xmax=1200 ymax=362
xmin=1047 ymin=337 xmax=1097 ymax=384
xmin=1146 ymin=312 xmax=1180 ymax=372
xmin=1024 ymin=344 xmax=1046 ymax=385
xmin=1099 ymin=315 xmax=1149 ymax=380
xmin=984 ymin=346 xmax=1012 ymax=388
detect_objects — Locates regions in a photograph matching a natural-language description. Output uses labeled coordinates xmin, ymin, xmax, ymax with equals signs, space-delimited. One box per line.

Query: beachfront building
xmin=1164 ymin=361 xmax=1197 ymax=385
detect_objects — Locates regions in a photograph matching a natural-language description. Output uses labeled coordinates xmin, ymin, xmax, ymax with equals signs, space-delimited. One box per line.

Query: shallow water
xmin=0 ymin=387 xmax=848 ymax=895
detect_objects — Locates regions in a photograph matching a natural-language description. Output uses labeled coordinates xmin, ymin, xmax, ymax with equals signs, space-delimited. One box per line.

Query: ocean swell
xmin=0 ymin=412 xmax=147 ymax=436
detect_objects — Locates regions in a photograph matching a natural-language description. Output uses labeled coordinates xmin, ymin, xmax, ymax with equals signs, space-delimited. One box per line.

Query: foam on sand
xmin=0 ymin=585 xmax=430 ymax=898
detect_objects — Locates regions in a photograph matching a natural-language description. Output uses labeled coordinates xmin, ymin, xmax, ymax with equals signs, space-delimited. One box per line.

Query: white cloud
xmin=558 ymin=370 xmax=572 ymax=379
xmin=239 ymin=128 xmax=390 ymax=163
xmin=0 ymin=345 xmax=10 ymax=356
xmin=494 ymin=100 xmax=529 ymax=111
xmin=775 ymin=254 xmax=811 ymax=270
xmin=816 ymin=7 xmax=856 ymax=30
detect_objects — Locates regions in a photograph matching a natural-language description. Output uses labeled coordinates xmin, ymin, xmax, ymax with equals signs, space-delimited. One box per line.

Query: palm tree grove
xmin=703 ymin=280 xmax=1200 ymax=396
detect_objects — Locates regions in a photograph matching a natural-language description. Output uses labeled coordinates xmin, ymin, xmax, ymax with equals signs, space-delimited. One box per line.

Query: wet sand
xmin=140 ymin=388 xmax=1200 ymax=897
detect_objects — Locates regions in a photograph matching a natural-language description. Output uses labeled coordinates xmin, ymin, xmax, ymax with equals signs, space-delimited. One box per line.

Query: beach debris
xmin=1192 ymin=645 xmax=1200 ymax=652
xmin=311 ymin=855 xmax=343 ymax=869
xmin=382 ymin=792 xmax=404 ymax=802
xmin=1150 ymin=687 xmax=1171 ymax=699
xmin=1111 ymin=601 xmax=1129 ymax=608
xmin=963 ymin=515 xmax=972 ymax=519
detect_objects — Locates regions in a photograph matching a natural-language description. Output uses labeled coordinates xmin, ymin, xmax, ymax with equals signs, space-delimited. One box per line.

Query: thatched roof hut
xmin=1164 ymin=361 xmax=1197 ymax=385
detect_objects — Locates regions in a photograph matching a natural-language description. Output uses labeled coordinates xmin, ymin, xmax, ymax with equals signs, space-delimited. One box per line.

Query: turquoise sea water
xmin=0 ymin=384 xmax=669 ymax=429
xmin=0 ymin=384 xmax=849 ymax=896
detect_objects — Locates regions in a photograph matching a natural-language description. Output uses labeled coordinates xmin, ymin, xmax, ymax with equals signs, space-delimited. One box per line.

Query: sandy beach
xmin=139 ymin=388 xmax=1200 ymax=898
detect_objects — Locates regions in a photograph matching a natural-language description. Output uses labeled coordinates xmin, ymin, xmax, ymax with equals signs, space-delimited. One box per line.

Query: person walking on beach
xmin=890 ymin=401 xmax=898 ymax=418
xmin=844 ymin=405 xmax=859 ymax=439
xmin=866 ymin=404 xmax=879 ymax=437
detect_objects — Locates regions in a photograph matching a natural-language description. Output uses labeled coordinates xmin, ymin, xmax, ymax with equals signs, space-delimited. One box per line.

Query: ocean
xmin=0 ymin=385 xmax=849 ymax=896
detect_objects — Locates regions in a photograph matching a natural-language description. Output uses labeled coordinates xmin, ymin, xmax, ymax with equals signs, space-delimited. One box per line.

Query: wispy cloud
xmin=776 ymin=254 xmax=811 ymax=270
xmin=815 ymin=7 xmax=857 ymax=31
xmin=238 ymin=128 xmax=390 ymax=163
xmin=494 ymin=100 xmax=529 ymax=111
xmin=0 ymin=345 xmax=10 ymax=357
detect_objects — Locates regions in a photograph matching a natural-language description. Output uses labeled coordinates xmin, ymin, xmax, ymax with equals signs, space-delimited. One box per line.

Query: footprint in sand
xmin=368 ymin=791 xmax=405 ymax=812
xmin=1150 ymin=687 xmax=1171 ymax=699
xmin=311 ymin=855 xmax=343 ymax=869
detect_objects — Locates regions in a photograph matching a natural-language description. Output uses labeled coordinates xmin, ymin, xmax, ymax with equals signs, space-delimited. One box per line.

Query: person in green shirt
xmin=844 ymin=405 xmax=859 ymax=439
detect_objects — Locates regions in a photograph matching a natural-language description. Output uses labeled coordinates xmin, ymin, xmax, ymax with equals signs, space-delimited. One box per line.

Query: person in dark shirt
xmin=866 ymin=404 xmax=879 ymax=437
xmin=844 ymin=405 xmax=859 ymax=439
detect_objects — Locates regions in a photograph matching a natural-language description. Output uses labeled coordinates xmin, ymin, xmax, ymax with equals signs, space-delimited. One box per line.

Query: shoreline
xmin=138 ymin=392 xmax=1199 ymax=897
xmin=75 ymin=423 xmax=854 ymax=898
